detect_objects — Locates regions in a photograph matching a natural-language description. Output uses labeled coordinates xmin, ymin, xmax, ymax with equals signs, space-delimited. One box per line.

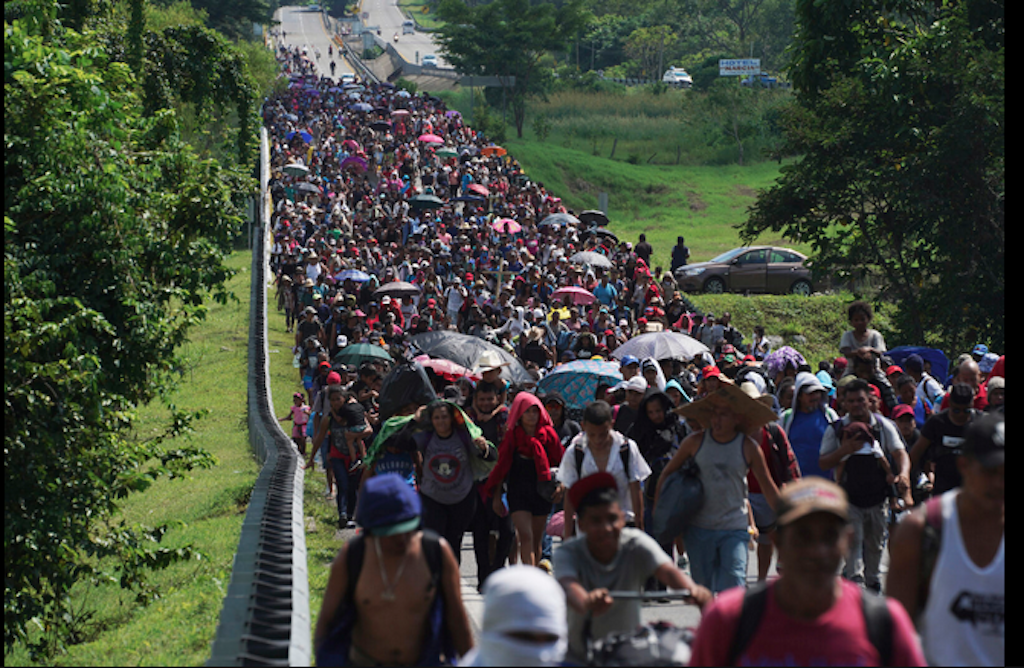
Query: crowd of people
xmin=265 ymin=42 xmax=1003 ymax=667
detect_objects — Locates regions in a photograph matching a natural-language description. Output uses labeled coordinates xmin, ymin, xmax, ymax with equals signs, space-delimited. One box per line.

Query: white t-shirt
xmin=557 ymin=431 xmax=652 ymax=522
xmin=446 ymin=286 xmax=464 ymax=313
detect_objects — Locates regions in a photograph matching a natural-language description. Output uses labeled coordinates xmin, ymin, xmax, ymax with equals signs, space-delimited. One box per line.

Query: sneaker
xmin=677 ymin=554 xmax=690 ymax=570
xmin=537 ymin=559 xmax=553 ymax=575
xmin=346 ymin=519 xmax=357 ymax=529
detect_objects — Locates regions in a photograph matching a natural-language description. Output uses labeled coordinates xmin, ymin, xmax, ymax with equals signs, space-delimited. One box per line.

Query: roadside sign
xmin=719 ymin=58 xmax=760 ymax=76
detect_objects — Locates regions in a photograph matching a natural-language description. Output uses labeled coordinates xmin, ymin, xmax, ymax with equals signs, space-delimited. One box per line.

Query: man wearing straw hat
xmin=653 ymin=384 xmax=782 ymax=594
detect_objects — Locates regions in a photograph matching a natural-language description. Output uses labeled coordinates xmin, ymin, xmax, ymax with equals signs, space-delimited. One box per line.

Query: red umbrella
xmin=468 ymin=183 xmax=490 ymax=196
xmin=412 ymin=355 xmax=481 ymax=381
xmin=491 ymin=217 xmax=520 ymax=234
xmin=551 ymin=286 xmax=597 ymax=305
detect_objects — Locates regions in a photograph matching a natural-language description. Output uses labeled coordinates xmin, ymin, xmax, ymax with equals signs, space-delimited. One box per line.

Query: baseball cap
xmin=702 ymin=365 xmax=722 ymax=380
xmin=972 ymin=344 xmax=989 ymax=357
xmin=960 ymin=412 xmax=1004 ymax=468
xmin=885 ymin=365 xmax=904 ymax=376
xmin=903 ymin=354 xmax=924 ymax=373
xmin=948 ymin=382 xmax=975 ymax=406
xmin=622 ymin=375 xmax=648 ymax=393
xmin=568 ymin=472 xmax=619 ymax=511
xmin=775 ymin=477 xmax=849 ymax=527
xmin=619 ymin=355 xmax=640 ymax=368
xmin=355 ymin=473 xmax=422 ymax=536
xmin=891 ymin=404 xmax=915 ymax=421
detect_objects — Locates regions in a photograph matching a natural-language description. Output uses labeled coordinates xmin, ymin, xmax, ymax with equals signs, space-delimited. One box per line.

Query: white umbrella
xmin=283 ymin=163 xmax=309 ymax=176
xmin=610 ymin=331 xmax=709 ymax=362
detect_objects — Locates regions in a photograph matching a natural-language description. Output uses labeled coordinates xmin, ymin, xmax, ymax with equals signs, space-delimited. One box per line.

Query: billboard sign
xmin=719 ymin=58 xmax=761 ymax=76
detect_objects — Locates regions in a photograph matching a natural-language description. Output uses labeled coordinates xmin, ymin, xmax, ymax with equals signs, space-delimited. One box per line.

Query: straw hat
xmin=739 ymin=380 xmax=777 ymax=411
xmin=674 ymin=383 xmax=777 ymax=428
xmin=473 ymin=349 xmax=511 ymax=374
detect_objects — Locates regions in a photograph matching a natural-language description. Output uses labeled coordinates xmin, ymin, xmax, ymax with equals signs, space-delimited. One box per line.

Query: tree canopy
xmin=5 ymin=2 xmax=255 ymax=655
xmin=739 ymin=0 xmax=1004 ymax=353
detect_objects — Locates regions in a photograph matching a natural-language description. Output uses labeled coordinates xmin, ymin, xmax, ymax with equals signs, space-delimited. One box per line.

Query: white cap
xmin=623 ymin=375 xmax=648 ymax=393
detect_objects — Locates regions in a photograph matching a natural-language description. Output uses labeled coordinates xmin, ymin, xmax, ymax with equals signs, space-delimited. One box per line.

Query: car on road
xmin=673 ymin=246 xmax=819 ymax=296
xmin=340 ymin=73 xmax=356 ymax=85
xmin=402 ymin=20 xmax=416 ymax=34
xmin=421 ymin=54 xmax=438 ymax=67
xmin=662 ymin=66 xmax=693 ymax=88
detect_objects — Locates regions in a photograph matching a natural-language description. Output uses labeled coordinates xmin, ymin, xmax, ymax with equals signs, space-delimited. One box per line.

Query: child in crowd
xmin=279 ymin=391 xmax=311 ymax=455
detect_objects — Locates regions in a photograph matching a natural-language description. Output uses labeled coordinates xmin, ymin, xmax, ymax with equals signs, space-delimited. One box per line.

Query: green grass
xmin=5 ymin=251 xmax=259 ymax=667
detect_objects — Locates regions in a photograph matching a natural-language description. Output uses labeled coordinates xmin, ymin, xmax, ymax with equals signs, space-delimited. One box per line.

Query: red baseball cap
xmin=886 ymin=365 xmax=904 ymax=376
xmin=891 ymin=404 xmax=915 ymax=420
xmin=702 ymin=365 xmax=722 ymax=379
xmin=568 ymin=472 xmax=618 ymax=510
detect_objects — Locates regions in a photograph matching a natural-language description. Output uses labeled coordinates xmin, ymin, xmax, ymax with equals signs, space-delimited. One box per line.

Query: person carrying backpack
xmin=688 ymin=477 xmax=926 ymax=666
xmin=313 ymin=473 xmax=474 ymax=666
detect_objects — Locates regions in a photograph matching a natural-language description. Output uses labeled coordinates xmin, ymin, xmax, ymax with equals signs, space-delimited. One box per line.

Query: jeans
xmin=329 ymin=457 xmax=355 ymax=524
xmin=683 ymin=525 xmax=749 ymax=594
xmin=844 ymin=502 xmax=888 ymax=591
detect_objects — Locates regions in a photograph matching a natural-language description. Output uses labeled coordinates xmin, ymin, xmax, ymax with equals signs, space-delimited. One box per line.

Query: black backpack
xmin=831 ymin=417 xmax=891 ymax=508
xmin=726 ymin=582 xmax=893 ymax=666
xmin=574 ymin=441 xmax=631 ymax=480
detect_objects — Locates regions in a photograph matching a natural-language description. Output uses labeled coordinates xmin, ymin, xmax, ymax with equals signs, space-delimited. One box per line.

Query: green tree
xmin=5 ymin=15 xmax=249 ymax=656
xmin=739 ymin=0 xmax=1003 ymax=353
xmin=434 ymin=0 xmax=591 ymax=138
xmin=624 ymin=24 xmax=674 ymax=80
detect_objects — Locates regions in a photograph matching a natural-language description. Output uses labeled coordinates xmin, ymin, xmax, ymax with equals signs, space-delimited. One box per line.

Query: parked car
xmin=673 ymin=246 xmax=819 ymax=296
xmin=662 ymin=66 xmax=693 ymax=88
xmin=421 ymin=54 xmax=438 ymax=67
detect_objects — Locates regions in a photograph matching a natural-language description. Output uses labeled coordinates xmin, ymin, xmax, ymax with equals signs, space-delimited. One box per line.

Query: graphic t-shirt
xmin=920 ymin=410 xmax=972 ymax=495
xmin=419 ymin=432 xmax=472 ymax=504
xmin=688 ymin=579 xmax=926 ymax=666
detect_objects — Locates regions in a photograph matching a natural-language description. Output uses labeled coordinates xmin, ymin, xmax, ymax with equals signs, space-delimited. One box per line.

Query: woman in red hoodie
xmin=484 ymin=392 xmax=565 ymax=567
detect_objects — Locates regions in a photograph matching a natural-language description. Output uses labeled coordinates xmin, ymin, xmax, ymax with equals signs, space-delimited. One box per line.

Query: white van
xmin=402 ymin=20 xmax=415 ymax=34
xmin=662 ymin=66 xmax=693 ymax=88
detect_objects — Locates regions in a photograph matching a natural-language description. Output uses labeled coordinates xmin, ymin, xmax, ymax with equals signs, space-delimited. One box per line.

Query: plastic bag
xmin=378 ymin=360 xmax=438 ymax=423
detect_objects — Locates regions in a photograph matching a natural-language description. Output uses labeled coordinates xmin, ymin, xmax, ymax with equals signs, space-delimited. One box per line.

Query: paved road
xmin=357 ymin=0 xmax=446 ymax=67
xmin=274 ymin=5 xmax=355 ymax=77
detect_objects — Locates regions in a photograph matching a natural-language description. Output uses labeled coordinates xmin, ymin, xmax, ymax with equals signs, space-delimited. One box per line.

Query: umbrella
xmin=391 ymin=109 xmax=411 ymax=117
xmin=374 ymin=281 xmax=421 ymax=298
xmin=580 ymin=209 xmax=609 ymax=226
xmin=435 ymin=147 xmax=458 ymax=158
xmin=295 ymin=182 xmax=321 ymax=194
xmin=409 ymin=331 xmax=532 ymax=386
xmin=452 ymin=195 xmax=485 ymax=203
xmin=350 ymin=102 xmax=373 ymax=112
xmin=539 ymin=212 xmax=580 ymax=228
xmin=370 ymin=121 xmax=392 ymax=132
xmin=763 ymin=347 xmax=807 ymax=380
xmin=481 ymin=145 xmax=507 ymax=157
xmin=537 ymin=359 xmax=623 ymax=410
xmin=340 ymin=156 xmax=367 ymax=173
xmin=286 ymin=130 xmax=314 ymax=143
xmin=408 ymin=194 xmax=445 ymax=210
xmin=334 ymin=342 xmax=393 ymax=366
xmin=342 ymin=139 xmax=360 ymax=151
xmin=569 ymin=251 xmax=613 ymax=269
xmin=551 ymin=286 xmax=596 ymax=305
xmin=589 ymin=227 xmax=618 ymax=243
xmin=336 ymin=269 xmax=372 ymax=282
xmin=419 ymin=133 xmax=444 ymax=144
xmin=491 ymin=218 xmax=520 ymax=234
xmin=445 ymin=110 xmax=462 ymax=118
xmin=395 ymin=90 xmax=412 ymax=98
xmin=412 ymin=355 xmax=482 ymax=382
xmin=328 ymin=86 xmax=343 ymax=93
xmin=611 ymin=331 xmax=709 ymax=363
xmin=885 ymin=346 xmax=950 ymax=384
xmin=467 ymin=183 xmax=490 ymax=196
xmin=283 ymin=163 xmax=309 ymax=176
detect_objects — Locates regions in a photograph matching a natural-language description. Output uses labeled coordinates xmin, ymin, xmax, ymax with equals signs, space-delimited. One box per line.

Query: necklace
xmin=374 ymin=536 xmax=411 ymax=601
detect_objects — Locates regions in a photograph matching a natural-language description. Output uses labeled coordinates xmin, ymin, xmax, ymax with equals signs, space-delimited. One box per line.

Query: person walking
xmin=886 ymin=413 xmax=1004 ymax=666
xmin=779 ymin=371 xmax=840 ymax=481
xmin=670 ymin=236 xmax=690 ymax=272
xmin=688 ymin=477 xmax=926 ymax=666
xmin=654 ymin=384 xmax=782 ymax=594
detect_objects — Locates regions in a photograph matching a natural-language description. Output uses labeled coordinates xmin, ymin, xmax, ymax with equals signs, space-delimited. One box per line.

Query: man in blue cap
xmin=619 ymin=355 xmax=640 ymax=382
xmin=314 ymin=473 xmax=474 ymax=666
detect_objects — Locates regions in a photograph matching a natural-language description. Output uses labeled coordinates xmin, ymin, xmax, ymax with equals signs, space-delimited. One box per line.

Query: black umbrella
xmin=580 ymin=209 xmax=609 ymax=226
xmin=589 ymin=226 xmax=619 ymax=243
xmin=452 ymin=195 xmax=485 ymax=203
xmin=410 ymin=331 xmax=532 ymax=386
xmin=370 ymin=121 xmax=392 ymax=132
xmin=374 ymin=281 xmax=421 ymax=298
xmin=295 ymin=182 xmax=321 ymax=194
xmin=408 ymin=194 xmax=445 ymax=210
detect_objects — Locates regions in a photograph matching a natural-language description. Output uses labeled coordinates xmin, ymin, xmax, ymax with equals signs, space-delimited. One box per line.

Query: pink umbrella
xmin=418 ymin=133 xmax=444 ymax=144
xmin=391 ymin=109 xmax=410 ymax=117
xmin=551 ymin=286 xmax=597 ymax=305
xmin=342 ymin=139 xmax=359 ymax=151
xmin=412 ymin=354 xmax=482 ymax=381
xmin=468 ymin=183 xmax=490 ymax=196
xmin=491 ymin=218 xmax=520 ymax=234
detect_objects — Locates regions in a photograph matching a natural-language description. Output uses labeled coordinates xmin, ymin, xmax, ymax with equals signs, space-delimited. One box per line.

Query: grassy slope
xmin=5 ymin=251 xmax=259 ymax=667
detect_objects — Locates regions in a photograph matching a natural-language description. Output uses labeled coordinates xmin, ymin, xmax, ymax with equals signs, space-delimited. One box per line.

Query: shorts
xmin=292 ymin=423 xmax=307 ymax=440
xmin=346 ymin=422 xmax=369 ymax=434
xmin=302 ymin=375 xmax=314 ymax=390
xmin=506 ymin=455 xmax=553 ymax=517
xmin=749 ymin=492 xmax=776 ymax=545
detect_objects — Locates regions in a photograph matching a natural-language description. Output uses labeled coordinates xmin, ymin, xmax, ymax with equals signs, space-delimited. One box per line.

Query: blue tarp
xmin=886 ymin=346 xmax=950 ymax=383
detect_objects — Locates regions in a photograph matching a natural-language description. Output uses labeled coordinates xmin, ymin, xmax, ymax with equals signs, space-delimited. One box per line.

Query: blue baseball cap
xmin=620 ymin=355 xmax=640 ymax=368
xmin=356 ymin=473 xmax=421 ymax=536
xmin=972 ymin=344 xmax=989 ymax=357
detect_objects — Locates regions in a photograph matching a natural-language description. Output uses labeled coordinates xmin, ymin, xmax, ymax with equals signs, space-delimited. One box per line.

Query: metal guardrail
xmin=207 ymin=128 xmax=312 ymax=667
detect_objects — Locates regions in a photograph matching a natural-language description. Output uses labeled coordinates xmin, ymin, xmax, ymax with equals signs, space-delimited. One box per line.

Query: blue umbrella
xmin=286 ymin=130 xmax=314 ymax=143
xmin=350 ymin=102 xmax=373 ymax=112
xmin=886 ymin=346 xmax=950 ymax=384
xmin=336 ymin=269 xmax=372 ymax=282
xmin=537 ymin=359 xmax=623 ymax=410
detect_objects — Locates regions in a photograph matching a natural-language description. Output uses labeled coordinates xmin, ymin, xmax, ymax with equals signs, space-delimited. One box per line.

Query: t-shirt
xmin=557 ymin=433 xmax=652 ymax=522
xmin=839 ymin=328 xmax=887 ymax=355
xmin=920 ymin=410 xmax=974 ymax=495
xmin=373 ymin=450 xmax=417 ymax=489
xmin=553 ymin=528 xmax=671 ymax=663
xmin=787 ymin=409 xmax=834 ymax=481
xmin=419 ymin=431 xmax=473 ymax=505
xmin=688 ymin=579 xmax=926 ymax=666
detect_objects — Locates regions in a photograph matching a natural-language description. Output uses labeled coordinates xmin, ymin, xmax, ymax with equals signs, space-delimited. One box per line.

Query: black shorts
xmin=506 ymin=455 xmax=553 ymax=517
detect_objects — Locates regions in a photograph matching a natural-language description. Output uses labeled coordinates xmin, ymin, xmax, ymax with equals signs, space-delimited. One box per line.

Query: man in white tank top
xmin=886 ymin=412 xmax=1004 ymax=666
